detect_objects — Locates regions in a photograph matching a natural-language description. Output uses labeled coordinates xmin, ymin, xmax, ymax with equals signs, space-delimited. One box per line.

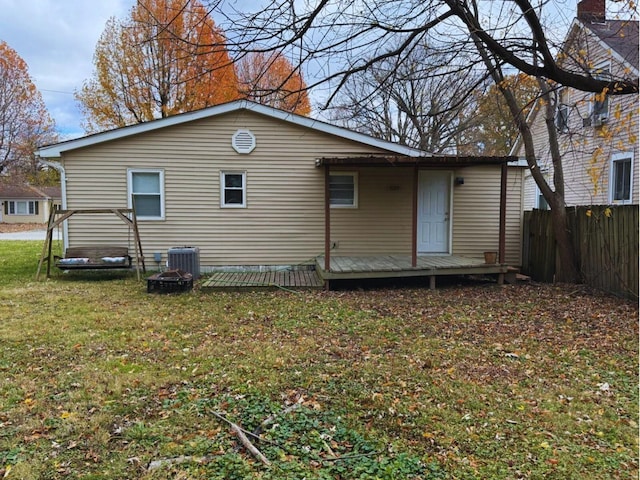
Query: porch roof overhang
xmin=315 ymin=154 xmax=520 ymax=168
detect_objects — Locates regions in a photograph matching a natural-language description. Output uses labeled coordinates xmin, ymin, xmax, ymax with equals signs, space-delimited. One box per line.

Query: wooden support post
xmin=429 ymin=275 xmax=436 ymax=290
xmin=324 ymin=165 xmax=331 ymax=272
xmin=412 ymin=165 xmax=418 ymax=268
xmin=499 ymin=163 xmax=507 ymax=264
xmin=36 ymin=204 xmax=56 ymax=280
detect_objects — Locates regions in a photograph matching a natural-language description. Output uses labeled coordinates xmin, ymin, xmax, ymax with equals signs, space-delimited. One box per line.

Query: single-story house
xmin=36 ymin=100 xmax=526 ymax=285
xmin=0 ymin=183 xmax=61 ymax=224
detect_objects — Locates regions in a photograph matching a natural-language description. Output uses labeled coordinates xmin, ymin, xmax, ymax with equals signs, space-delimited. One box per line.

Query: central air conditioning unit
xmin=168 ymin=246 xmax=200 ymax=279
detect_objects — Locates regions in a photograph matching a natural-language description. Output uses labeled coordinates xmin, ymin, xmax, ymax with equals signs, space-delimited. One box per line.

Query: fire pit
xmin=147 ymin=269 xmax=193 ymax=293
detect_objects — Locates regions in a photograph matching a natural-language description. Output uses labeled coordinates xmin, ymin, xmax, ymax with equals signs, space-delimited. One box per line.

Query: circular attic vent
xmin=232 ymin=129 xmax=256 ymax=154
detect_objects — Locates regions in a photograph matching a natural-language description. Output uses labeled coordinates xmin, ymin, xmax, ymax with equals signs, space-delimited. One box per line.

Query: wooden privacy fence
xmin=523 ymin=205 xmax=639 ymax=299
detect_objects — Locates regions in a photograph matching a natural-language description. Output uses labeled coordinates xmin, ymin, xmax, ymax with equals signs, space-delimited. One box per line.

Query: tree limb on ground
xmin=209 ymin=409 xmax=271 ymax=466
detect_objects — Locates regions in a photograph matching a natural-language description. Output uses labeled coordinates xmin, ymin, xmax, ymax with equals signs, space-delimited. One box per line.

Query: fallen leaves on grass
xmin=0 ymin=273 xmax=636 ymax=479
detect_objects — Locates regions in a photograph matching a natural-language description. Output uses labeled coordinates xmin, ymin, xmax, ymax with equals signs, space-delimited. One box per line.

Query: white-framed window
xmin=329 ymin=172 xmax=358 ymax=208
xmin=610 ymin=152 xmax=633 ymax=203
xmin=555 ymin=88 xmax=569 ymax=133
xmin=590 ymin=63 xmax=611 ymax=126
xmin=127 ymin=169 xmax=165 ymax=220
xmin=220 ymin=171 xmax=246 ymax=208
xmin=6 ymin=200 xmax=37 ymax=215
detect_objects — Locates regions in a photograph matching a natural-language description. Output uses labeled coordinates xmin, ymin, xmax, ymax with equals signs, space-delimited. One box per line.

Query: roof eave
xmin=316 ymin=154 xmax=520 ymax=168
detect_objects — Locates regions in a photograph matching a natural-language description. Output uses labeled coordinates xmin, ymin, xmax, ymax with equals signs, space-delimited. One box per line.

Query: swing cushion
xmin=55 ymin=246 xmax=132 ymax=269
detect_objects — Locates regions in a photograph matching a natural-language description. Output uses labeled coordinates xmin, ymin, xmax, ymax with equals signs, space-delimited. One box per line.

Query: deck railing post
xmin=412 ymin=165 xmax=418 ymax=268
xmin=324 ymin=165 xmax=331 ymax=272
xmin=499 ymin=162 xmax=507 ymax=264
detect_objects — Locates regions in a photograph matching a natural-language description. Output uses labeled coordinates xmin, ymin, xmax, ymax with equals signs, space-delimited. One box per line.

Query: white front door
xmin=417 ymin=171 xmax=451 ymax=254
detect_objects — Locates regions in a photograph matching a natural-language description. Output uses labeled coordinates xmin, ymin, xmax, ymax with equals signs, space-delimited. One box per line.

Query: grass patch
xmin=0 ymin=241 xmax=637 ymax=478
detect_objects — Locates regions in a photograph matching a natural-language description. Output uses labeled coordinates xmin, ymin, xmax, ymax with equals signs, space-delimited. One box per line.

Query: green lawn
xmin=0 ymin=241 xmax=637 ymax=479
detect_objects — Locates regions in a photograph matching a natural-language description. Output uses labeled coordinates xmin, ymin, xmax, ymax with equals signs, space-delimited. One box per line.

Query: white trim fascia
xmin=37 ymin=100 xmax=429 ymax=159
xmin=511 ymin=158 xmax=529 ymax=167
xmin=38 ymin=158 xmax=69 ymax=250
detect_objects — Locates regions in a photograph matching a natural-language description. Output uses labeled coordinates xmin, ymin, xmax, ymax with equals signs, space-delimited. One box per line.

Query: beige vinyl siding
xmin=452 ymin=166 xmax=524 ymax=266
xmin=330 ymin=168 xmax=413 ymax=255
xmin=62 ymin=110 xmax=390 ymax=266
xmin=2 ymin=213 xmax=43 ymax=224
xmin=331 ymin=166 xmax=523 ymax=265
xmin=62 ymin=109 xmax=525 ymax=268
xmin=505 ymin=167 xmax=525 ymax=266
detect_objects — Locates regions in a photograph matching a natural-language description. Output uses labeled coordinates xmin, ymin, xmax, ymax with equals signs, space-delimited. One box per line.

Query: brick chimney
xmin=577 ymin=0 xmax=606 ymax=22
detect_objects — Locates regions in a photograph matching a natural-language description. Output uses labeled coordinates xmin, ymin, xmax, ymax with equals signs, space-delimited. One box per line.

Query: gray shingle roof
xmin=0 ymin=184 xmax=61 ymax=199
xmin=588 ymin=20 xmax=639 ymax=70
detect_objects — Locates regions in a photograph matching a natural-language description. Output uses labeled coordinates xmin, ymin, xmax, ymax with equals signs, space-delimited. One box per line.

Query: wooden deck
xmin=200 ymin=269 xmax=323 ymax=291
xmin=199 ymin=255 xmax=510 ymax=291
xmin=316 ymin=255 xmax=509 ymax=287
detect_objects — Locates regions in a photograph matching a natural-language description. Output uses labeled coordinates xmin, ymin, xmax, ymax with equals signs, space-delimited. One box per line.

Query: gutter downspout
xmin=37 ymin=157 xmax=68 ymax=251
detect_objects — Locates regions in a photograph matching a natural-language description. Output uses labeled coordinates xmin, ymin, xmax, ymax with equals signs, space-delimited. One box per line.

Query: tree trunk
xmin=471 ymin=34 xmax=580 ymax=283
xmin=549 ymin=198 xmax=579 ymax=283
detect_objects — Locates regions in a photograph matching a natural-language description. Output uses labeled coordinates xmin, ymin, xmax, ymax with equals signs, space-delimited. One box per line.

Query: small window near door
xmin=610 ymin=153 xmax=633 ymax=203
xmin=329 ymin=172 xmax=358 ymax=208
xmin=221 ymin=171 xmax=246 ymax=208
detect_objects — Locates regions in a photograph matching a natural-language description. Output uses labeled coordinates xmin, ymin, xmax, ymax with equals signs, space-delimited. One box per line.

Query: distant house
xmin=516 ymin=0 xmax=639 ymax=210
xmin=36 ymin=100 xmax=526 ymax=282
xmin=0 ymin=184 xmax=61 ymax=224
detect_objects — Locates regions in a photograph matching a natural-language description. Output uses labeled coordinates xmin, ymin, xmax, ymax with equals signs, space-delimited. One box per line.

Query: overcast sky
xmin=0 ymin=0 xmax=135 ymax=139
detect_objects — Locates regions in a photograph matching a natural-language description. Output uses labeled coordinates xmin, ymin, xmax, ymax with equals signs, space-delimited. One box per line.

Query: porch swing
xmin=36 ymin=205 xmax=146 ymax=280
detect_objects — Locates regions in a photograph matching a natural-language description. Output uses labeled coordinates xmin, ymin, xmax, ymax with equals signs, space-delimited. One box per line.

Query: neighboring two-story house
xmin=518 ymin=0 xmax=639 ymax=210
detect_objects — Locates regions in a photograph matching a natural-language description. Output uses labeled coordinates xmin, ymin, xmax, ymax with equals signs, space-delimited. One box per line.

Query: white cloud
xmin=0 ymin=0 xmax=134 ymax=138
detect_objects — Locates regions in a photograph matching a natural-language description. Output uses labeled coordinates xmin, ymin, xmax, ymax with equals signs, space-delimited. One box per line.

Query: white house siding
xmin=452 ymin=166 xmax=524 ymax=266
xmin=520 ymin=21 xmax=639 ymax=209
xmin=61 ymin=110 xmax=392 ymax=267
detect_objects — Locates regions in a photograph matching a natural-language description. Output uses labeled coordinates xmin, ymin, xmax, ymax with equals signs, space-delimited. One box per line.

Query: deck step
xmin=200 ymin=270 xmax=323 ymax=291
xmin=504 ymin=270 xmax=531 ymax=284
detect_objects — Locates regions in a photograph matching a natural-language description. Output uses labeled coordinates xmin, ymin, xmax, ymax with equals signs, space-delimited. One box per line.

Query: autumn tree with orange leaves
xmin=0 ymin=41 xmax=57 ymax=177
xmin=77 ymin=0 xmax=239 ymax=132
xmin=461 ymin=74 xmax=540 ymax=156
xmin=236 ymin=52 xmax=311 ymax=115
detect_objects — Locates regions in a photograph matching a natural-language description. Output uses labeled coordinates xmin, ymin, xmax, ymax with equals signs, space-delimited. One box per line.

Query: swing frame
xmin=36 ymin=205 xmax=146 ymax=280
